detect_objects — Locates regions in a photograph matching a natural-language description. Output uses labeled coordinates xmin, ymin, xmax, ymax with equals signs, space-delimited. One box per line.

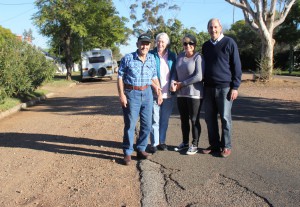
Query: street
xmin=0 ymin=75 xmax=299 ymax=206
xmin=141 ymin=94 xmax=300 ymax=206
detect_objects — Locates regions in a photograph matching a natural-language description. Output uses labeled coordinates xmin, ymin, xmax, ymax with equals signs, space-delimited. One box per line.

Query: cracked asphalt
xmin=139 ymin=81 xmax=300 ymax=207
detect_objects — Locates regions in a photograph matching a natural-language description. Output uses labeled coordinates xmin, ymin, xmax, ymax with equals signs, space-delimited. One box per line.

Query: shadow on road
xmin=171 ymin=95 xmax=300 ymax=125
xmin=0 ymin=133 xmax=123 ymax=160
xmin=234 ymin=96 xmax=300 ymax=124
xmin=23 ymin=95 xmax=123 ymax=116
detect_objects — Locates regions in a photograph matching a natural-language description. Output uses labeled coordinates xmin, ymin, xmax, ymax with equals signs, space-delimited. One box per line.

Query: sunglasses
xmin=183 ymin=42 xmax=195 ymax=46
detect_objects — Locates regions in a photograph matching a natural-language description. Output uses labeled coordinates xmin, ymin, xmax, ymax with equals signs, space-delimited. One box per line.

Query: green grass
xmin=0 ymin=90 xmax=47 ymax=112
xmin=0 ymin=98 xmax=21 ymax=112
xmin=279 ymin=70 xmax=300 ymax=76
xmin=51 ymin=71 xmax=81 ymax=82
xmin=0 ymin=72 xmax=80 ymax=112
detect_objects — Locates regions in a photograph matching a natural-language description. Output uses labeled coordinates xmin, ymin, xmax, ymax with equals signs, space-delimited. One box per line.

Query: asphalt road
xmin=140 ymin=91 xmax=300 ymax=206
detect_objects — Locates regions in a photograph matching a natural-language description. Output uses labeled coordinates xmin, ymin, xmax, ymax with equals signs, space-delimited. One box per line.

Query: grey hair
xmin=155 ymin=33 xmax=170 ymax=45
xmin=207 ymin=18 xmax=222 ymax=29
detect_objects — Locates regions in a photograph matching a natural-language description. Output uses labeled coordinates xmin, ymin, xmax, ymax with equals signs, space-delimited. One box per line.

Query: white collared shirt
xmin=210 ymin=33 xmax=224 ymax=45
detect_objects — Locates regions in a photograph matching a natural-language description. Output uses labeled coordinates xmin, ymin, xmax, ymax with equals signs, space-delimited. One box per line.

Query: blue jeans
xmin=122 ymin=87 xmax=153 ymax=155
xmin=150 ymin=96 xmax=175 ymax=146
xmin=204 ymin=87 xmax=233 ymax=149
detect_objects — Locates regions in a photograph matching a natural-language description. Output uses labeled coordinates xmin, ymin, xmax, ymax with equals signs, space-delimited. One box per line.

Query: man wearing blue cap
xmin=117 ymin=33 xmax=161 ymax=165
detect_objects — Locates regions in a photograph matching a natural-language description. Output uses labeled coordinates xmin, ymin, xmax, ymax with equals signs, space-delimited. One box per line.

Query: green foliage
xmin=33 ymin=0 xmax=130 ymax=79
xmin=0 ymin=87 xmax=7 ymax=104
xmin=23 ymin=44 xmax=56 ymax=89
xmin=275 ymin=0 xmax=300 ymax=45
xmin=0 ymin=30 xmax=56 ymax=103
xmin=274 ymin=0 xmax=300 ymax=71
xmin=0 ymin=26 xmax=16 ymax=45
xmin=128 ymin=2 xmax=210 ymax=55
xmin=225 ymin=20 xmax=261 ymax=70
xmin=129 ymin=1 xmax=180 ymax=37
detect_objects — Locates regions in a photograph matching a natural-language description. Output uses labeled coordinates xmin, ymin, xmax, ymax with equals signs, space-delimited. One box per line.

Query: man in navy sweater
xmin=201 ymin=18 xmax=242 ymax=158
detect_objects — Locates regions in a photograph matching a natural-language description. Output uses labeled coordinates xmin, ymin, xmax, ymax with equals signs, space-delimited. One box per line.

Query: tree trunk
xmin=64 ymin=33 xmax=73 ymax=81
xmin=260 ymin=36 xmax=275 ymax=80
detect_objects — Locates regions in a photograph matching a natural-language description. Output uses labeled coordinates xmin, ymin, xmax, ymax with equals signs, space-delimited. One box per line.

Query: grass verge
xmin=0 ymin=72 xmax=80 ymax=112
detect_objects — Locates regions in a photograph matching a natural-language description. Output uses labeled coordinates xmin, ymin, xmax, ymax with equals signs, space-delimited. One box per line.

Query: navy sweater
xmin=202 ymin=36 xmax=242 ymax=90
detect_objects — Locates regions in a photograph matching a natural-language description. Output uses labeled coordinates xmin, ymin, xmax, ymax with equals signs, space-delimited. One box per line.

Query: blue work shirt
xmin=118 ymin=50 xmax=157 ymax=86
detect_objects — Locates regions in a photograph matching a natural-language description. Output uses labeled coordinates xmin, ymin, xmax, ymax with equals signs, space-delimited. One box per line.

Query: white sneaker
xmin=186 ymin=145 xmax=198 ymax=155
xmin=174 ymin=143 xmax=189 ymax=151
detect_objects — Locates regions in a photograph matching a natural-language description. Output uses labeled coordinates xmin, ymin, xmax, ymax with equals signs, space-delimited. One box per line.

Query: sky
xmin=0 ymin=0 xmax=244 ymax=55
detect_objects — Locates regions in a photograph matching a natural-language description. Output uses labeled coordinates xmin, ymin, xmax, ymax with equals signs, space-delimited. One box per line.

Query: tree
xmin=0 ymin=26 xmax=15 ymax=45
xmin=226 ymin=20 xmax=261 ymax=70
xmin=129 ymin=0 xmax=180 ymax=40
xmin=275 ymin=0 xmax=300 ymax=72
xmin=33 ymin=0 xmax=129 ymax=80
xmin=225 ymin=0 xmax=296 ymax=80
xmin=23 ymin=29 xmax=35 ymax=43
xmin=128 ymin=1 xmax=210 ymax=55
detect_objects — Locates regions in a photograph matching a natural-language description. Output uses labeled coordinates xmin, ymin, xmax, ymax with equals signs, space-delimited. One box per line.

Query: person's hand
xmin=156 ymin=87 xmax=162 ymax=96
xmin=230 ymin=89 xmax=238 ymax=101
xmin=170 ymin=81 xmax=177 ymax=92
xmin=152 ymin=84 xmax=162 ymax=96
xmin=157 ymin=94 xmax=163 ymax=106
xmin=175 ymin=82 xmax=183 ymax=90
xmin=119 ymin=93 xmax=127 ymax=107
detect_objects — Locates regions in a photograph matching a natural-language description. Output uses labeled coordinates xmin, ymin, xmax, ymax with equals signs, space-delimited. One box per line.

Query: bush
xmin=0 ymin=87 xmax=7 ymax=104
xmin=23 ymin=43 xmax=56 ymax=89
xmin=0 ymin=33 xmax=56 ymax=103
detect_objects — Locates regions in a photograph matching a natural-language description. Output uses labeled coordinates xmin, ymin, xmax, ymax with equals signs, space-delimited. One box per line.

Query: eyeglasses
xmin=183 ymin=42 xmax=195 ymax=46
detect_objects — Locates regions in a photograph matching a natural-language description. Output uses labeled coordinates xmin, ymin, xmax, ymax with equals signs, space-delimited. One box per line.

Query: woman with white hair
xmin=149 ymin=32 xmax=177 ymax=153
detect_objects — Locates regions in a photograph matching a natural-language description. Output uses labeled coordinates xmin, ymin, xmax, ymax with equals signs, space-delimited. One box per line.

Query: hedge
xmin=0 ymin=37 xmax=56 ymax=104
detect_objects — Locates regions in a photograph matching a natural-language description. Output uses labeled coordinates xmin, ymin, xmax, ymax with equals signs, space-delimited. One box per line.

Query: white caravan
xmin=81 ymin=48 xmax=114 ymax=80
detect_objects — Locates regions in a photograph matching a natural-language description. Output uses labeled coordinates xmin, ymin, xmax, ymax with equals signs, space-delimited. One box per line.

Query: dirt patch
xmin=0 ymin=79 xmax=141 ymax=207
xmin=240 ymin=74 xmax=300 ymax=102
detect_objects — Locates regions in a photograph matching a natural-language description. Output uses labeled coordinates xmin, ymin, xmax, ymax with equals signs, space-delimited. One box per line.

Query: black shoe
xmin=174 ymin=143 xmax=189 ymax=151
xmin=149 ymin=146 xmax=157 ymax=154
xmin=137 ymin=151 xmax=150 ymax=159
xmin=157 ymin=144 xmax=168 ymax=151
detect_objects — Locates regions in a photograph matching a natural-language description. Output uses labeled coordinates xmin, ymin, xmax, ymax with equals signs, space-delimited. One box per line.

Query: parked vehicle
xmin=112 ymin=59 xmax=119 ymax=73
xmin=80 ymin=48 xmax=114 ymax=81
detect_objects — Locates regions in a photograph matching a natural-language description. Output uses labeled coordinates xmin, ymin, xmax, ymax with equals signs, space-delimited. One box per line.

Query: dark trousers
xmin=177 ymin=97 xmax=203 ymax=146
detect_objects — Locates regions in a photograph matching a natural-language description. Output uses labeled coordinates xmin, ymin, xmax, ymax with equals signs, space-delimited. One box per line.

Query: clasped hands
xmin=170 ymin=81 xmax=182 ymax=92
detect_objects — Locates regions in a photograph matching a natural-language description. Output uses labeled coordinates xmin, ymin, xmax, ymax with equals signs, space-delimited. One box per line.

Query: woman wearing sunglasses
xmin=171 ymin=34 xmax=205 ymax=155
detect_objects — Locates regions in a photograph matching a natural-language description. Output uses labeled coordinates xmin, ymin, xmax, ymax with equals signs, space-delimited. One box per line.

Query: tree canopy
xmin=33 ymin=0 xmax=130 ymax=80
xmin=128 ymin=1 xmax=210 ymax=54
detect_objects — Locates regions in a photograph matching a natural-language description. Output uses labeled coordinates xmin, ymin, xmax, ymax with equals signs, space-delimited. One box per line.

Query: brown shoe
xmin=201 ymin=146 xmax=220 ymax=154
xmin=137 ymin=151 xmax=150 ymax=159
xmin=220 ymin=148 xmax=231 ymax=158
xmin=123 ymin=155 xmax=131 ymax=165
